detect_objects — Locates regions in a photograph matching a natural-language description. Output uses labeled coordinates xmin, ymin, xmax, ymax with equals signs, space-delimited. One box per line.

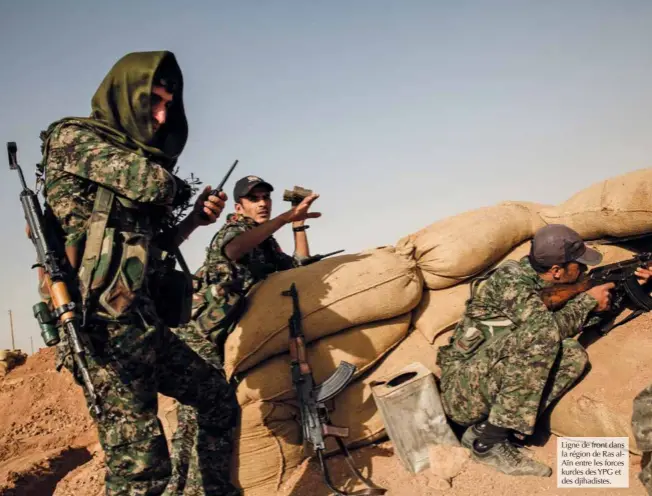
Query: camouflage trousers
xmin=63 ymin=310 xmax=240 ymax=496
xmin=632 ymin=383 xmax=652 ymax=495
xmin=439 ymin=325 xmax=588 ymax=436
xmin=166 ymin=322 xmax=234 ymax=496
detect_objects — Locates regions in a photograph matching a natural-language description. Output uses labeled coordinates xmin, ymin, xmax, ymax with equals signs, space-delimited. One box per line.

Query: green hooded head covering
xmin=43 ymin=50 xmax=188 ymax=168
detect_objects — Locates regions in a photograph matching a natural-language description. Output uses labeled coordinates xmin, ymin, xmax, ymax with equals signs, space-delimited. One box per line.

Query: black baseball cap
xmin=232 ymin=175 xmax=274 ymax=200
xmin=530 ymin=224 xmax=602 ymax=267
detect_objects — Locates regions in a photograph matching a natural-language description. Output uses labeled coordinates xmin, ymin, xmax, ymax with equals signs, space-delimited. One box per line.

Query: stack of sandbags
xmin=216 ymin=245 xmax=423 ymax=494
xmin=0 ymin=349 xmax=27 ymax=377
xmin=539 ymin=168 xmax=652 ymax=240
xmin=231 ymin=327 xmax=442 ymax=496
xmin=223 ymin=245 xmax=423 ymax=381
xmin=396 ymin=201 xmax=548 ymax=290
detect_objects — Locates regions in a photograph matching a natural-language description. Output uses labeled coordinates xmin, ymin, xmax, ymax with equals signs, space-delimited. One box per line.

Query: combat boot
xmin=462 ymin=422 xmax=526 ymax=450
xmin=461 ymin=422 xmax=487 ymax=449
xmin=471 ymin=439 xmax=552 ymax=477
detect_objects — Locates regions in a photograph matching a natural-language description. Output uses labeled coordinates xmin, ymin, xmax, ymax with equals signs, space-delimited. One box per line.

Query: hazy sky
xmin=1 ymin=1 xmax=652 ymax=351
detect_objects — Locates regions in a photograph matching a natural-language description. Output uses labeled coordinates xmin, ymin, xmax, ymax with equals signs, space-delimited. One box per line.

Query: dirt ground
xmin=0 ymin=343 xmax=649 ymax=496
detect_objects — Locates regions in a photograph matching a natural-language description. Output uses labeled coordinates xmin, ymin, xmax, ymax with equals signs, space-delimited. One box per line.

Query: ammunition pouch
xmin=96 ymin=230 xmax=150 ymax=318
xmin=78 ymin=187 xmax=155 ymax=320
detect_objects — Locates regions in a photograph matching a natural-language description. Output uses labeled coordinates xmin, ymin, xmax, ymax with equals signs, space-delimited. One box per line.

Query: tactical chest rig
xmin=78 ymin=185 xmax=193 ymax=327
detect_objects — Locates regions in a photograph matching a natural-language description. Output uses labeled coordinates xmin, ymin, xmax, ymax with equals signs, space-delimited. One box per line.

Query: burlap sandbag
xmin=412 ymin=242 xmax=639 ymax=344
xmin=232 ymin=401 xmax=304 ymax=496
xmin=549 ymin=312 xmax=652 ymax=455
xmin=158 ymin=398 xmax=305 ymax=496
xmin=224 ymin=245 xmax=423 ymax=380
xmin=398 ymin=201 xmax=548 ymax=290
xmin=235 ymin=313 xmax=411 ymax=406
xmin=0 ymin=350 xmax=27 ymax=373
xmin=233 ymin=329 xmax=448 ymax=495
xmin=539 ymin=168 xmax=652 ymax=240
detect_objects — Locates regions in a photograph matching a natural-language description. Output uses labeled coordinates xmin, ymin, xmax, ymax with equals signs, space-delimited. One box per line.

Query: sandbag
xmin=0 ymin=349 xmax=27 ymax=373
xmin=412 ymin=242 xmax=639 ymax=344
xmin=549 ymin=311 xmax=652 ymax=455
xmin=232 ymin=401 xmax=303 ymax=496
xmin=224 ymin=246 xmax=423 ymax=380
xmin=235 ymin=313 xmax=411 ymax=406
xmin=539 ymin=168 xmax=652 ymax=240
xmin=398 ymin=201 xmax=548 ymax=290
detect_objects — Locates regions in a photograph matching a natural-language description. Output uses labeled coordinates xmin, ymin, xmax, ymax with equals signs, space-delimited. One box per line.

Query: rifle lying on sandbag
xmin=7 ymin=142 xmax=101 ymax=417
xmin=282 ymin=282 xmax=387 ymax=496
xmin=297 ymin=249 xmax=345 ymax=266
xmin=540 ymin=252 xmax=652 ymax=332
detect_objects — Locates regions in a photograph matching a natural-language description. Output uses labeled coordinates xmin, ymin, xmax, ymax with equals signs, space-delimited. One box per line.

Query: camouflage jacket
xmin=633 ymin=383 xmax=652 ymax=452
xmin=437 ymin=257 xmax=601 ymax=369
xmin=189 ymin=213 xmax=302 ymax=348
xmin=41 ymin=123 xmax=187 ymax=366
xmin=42 ymin=121 xmax=180 ymax=248
xmin=200 ymin=213 xmax=301 ymax=294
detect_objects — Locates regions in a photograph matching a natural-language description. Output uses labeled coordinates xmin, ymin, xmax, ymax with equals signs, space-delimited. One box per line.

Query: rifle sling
xmin=78 ymin=186 xmax=114 ymax=306
xmin=317 ymin=437 xmax=387 ymax=495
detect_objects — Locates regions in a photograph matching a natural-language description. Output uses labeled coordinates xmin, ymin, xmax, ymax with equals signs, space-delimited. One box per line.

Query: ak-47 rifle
xmin=540 ymin=252 xmax=652 ymax=332
xmin=282 ymin=282 xmax=386 ymax=496
xmin=7 ymin=142 xmax=101 ymax=417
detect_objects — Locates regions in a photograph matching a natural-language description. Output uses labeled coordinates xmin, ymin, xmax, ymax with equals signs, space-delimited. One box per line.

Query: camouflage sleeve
xmin=47 ymin=124 xmax=178 ymax=205
xmin=633 ymin=383 xmax=652 ymax=452
xmin=217 ymin=224 xmax=248 ymax=258
xmin=550 ymin=293 xmax=599 ymax=339
xmin=491 ymin=266 xmax=597 ymax=340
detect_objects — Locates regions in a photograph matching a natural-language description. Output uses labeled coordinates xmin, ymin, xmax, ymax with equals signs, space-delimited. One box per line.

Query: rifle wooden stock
xmin=540 ymin=278 xmax=594 ymax=310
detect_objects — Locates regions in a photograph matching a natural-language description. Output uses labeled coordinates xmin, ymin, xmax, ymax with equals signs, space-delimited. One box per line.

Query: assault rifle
xmin=540 ymin=252 xmax=652 ymax=331
xmin=8 ymin=142 xmax=101 ymax=417
xmin=297 ymin=249 xmax=345 ymax=266
xmin=282 ymin=283 xmax=386 ymax=496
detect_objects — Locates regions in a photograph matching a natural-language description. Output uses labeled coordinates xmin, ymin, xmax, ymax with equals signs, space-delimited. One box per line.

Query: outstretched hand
xmin=282 ymin=193 xmax=322 ymax=224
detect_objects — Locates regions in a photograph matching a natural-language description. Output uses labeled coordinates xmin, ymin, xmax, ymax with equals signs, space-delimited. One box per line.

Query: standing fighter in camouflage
xmin=437 ymin=224 xmax=652 ymax=477
xmin=169 ymin=175 xmax=321 ymax=489
xmin=633 ymin=383 xmax=652 ymax=494
xmin=38 ymin=51 xmax=239 ymax=495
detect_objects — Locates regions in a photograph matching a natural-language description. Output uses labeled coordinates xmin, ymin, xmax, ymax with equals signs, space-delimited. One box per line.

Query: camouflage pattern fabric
xmin=201 ymin=212 xmax=299 ymax=295
xmin=68 ymin=310 xmax=239 ymax=496
xmin=633 ymin=383 xmax=652 ymax=494
xmin=437 ymin=257 xmax=600 ymax=435
xmin=40 ymin=51 xmax=240 ymax=495
xmin=188 ymin=212 xmax=301 ymax=350
xmin=43 ymin=121 xmax=179 ymax=247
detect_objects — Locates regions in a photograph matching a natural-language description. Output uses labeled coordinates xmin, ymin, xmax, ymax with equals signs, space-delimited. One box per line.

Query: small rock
xmin=428 ymin=444 xmax=470 ymax=482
